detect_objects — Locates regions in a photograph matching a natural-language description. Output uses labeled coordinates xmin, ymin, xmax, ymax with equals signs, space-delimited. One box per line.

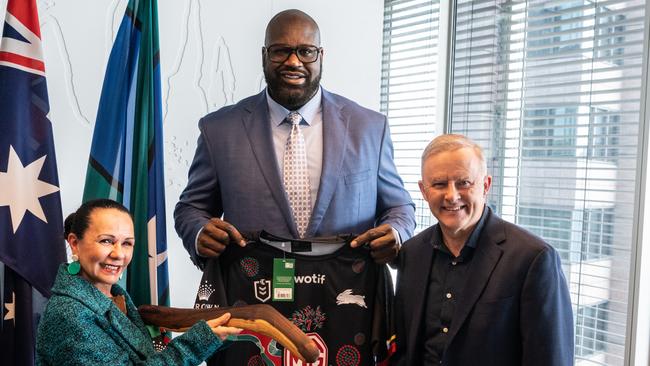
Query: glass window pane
xmin=449 ymin=0 xmax=644 ymax=364
xmin=382 ymin=0 xmax=442 ymax=230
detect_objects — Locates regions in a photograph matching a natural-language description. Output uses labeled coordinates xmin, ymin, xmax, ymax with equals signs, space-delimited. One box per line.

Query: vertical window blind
xmin=450 ymin=1 xmax=645 ymax=365
xmin=381 ymin=0 xmax=441 ymax=231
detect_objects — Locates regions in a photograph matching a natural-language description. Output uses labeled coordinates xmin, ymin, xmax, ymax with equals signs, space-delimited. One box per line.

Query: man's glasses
xmin=264 ymin=45 xmax=322 ymax=64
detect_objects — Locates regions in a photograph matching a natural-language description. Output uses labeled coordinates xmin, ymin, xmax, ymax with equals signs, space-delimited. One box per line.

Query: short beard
xmin=264 ymin=64 xmax=322 ymax=110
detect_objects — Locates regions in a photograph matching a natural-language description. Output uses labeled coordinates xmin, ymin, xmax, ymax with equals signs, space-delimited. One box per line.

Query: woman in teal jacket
xmin=36 ymin=199 xmax=241 ymax=365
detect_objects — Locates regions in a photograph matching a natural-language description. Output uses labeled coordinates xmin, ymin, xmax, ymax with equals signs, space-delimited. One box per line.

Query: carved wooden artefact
xmin=138 ymin=304 xmax=320 ymax=363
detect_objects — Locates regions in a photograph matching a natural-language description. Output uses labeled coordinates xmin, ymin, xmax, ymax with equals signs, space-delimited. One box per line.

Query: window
xmin=381 ymin=0 xmax=442 ymax=232
xmin=591 ymin=107 xmax=621 ymax=162
xmin=576 ymin=302 xmax=611 ymax=358
xmin=522 ymin=107 xmax=578 ymax=158
xmin=449 ymin=1 xmax=645 ymax=364
xmin=581 ymin=208 xmax=615 ymax=261
xmin=518 ymin=206 xmax=573 ymax=261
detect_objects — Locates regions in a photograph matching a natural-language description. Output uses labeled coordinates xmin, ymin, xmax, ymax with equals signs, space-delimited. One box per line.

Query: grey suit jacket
xmin=174 ymin=89 xmax=415 ymax=267
xmin=393 ymin=207 xmax=574 ymax=366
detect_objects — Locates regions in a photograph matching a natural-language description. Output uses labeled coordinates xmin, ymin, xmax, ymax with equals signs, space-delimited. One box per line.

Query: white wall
xmin=0 ymin=0 xmax=383 ymax=307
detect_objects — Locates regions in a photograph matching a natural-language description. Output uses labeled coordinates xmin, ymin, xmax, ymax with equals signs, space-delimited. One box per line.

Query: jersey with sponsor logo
xmin=194 ymin=231 xmax=393 ymax=366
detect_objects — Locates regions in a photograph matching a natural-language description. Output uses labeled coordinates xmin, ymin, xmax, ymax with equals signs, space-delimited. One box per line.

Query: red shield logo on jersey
xmin=283 ymin=332 xmax=327 ymax=366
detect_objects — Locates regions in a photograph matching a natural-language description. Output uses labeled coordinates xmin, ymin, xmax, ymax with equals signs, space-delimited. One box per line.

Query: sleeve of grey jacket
xmin=375 ymin=117 xmax=416 ymax=241
xmin=520 ymin=246 xmax=574 ymax=366
xmin=174 ymin=125 xmax=222 ymax=269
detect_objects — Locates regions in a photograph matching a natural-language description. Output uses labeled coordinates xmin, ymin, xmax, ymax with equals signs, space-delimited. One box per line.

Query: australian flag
xmin=0 ymin=0 xmax=66 ymax=364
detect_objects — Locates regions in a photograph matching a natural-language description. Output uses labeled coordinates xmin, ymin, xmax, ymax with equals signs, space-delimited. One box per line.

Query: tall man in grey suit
xmin=174 ymin=9 xmax=415 ymax=269
xmin=392 ymin=134 xmax=574 ymax=365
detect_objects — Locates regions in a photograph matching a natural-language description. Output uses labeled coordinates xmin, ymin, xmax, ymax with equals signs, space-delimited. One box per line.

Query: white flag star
xmin=0 ymin=145 xmax=60 ymax=233
xmin=4 ymin=291 xmax=15 ymax=325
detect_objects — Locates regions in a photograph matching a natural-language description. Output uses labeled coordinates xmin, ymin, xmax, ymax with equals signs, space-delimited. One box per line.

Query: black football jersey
xmin=194 ymin=231 xmax=393 ymax=366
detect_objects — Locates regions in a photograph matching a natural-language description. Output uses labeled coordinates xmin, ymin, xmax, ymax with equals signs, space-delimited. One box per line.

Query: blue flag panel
xmin=0 ymin=0 xmax=65 ymax=298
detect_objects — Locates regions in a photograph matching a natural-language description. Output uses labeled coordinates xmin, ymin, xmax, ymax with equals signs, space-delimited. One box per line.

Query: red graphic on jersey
xmin=238 ymin=330 xmax=282 ymax=365
xmin=351 ymin=259 xmax=366 ymax=274
xmin=240 ymin=256 xmax=260 ymax=277
xmin=336 ymin=344 xmax=361 ymax=366
xmin=290 ymin=305 xmax=326 ymax=332
xmin=248 ymin=354 xmax=266 ymax=366
xmin=284 ymin=332 xmax=328 ymax=366
xmin=354 ymin=332 xmax=366 ymax=346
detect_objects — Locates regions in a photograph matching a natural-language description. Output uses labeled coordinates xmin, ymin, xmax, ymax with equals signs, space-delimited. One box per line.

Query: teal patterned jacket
xmin=36 ymin=264 xmax=223 ymax=365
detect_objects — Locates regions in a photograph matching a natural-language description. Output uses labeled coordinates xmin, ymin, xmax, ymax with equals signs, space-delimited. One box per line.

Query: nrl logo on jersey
xmin=254 ymin=279 xmax=272 ymax=302
xmin=336 ymin=289 xmax=367 ymax=308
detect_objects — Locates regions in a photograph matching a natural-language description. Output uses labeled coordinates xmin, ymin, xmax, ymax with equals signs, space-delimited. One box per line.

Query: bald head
xmin=262 ymin=9 xmax=323 ymax=110
xmin=265 ymin=9 xmax=320 ymax=47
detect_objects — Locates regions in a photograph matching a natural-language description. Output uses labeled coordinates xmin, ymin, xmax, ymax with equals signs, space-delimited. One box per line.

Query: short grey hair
xmin=421 ymin=134 xmax=487 ymax=174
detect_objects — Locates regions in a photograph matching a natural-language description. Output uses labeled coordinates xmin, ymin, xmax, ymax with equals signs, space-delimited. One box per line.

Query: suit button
xmin=442 ymin=327 xmax=449 ymax=333
xmin=446 ymin=292 xmax=452 ymax=299
xmin=451 ymin=261 xmax=457 ymax=266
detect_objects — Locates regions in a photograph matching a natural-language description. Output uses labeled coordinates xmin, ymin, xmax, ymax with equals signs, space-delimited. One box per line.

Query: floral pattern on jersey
xmin=240 ymin=257 xmax=260 ymax=277
xmin=336 ymin=344 xmax=361 ymax=366
xmin=290 ymin=305 xmax=326 ymax=332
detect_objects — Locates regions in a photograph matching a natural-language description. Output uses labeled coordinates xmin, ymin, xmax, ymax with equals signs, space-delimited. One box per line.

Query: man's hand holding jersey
xmin=350 ymin=223 xmax=400 ymax=264
xmin=197 ymin=218 xmax=247 ymax=258
xmin=198 ymin=218 xmax=399 ymax=264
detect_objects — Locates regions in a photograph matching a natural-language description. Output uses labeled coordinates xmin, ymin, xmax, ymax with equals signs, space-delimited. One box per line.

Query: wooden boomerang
xmin=138 ymin=304 xmax=320 ymax=363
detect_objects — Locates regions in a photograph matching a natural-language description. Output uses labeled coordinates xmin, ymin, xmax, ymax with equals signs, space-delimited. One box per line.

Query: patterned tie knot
xmin=286 ymin=111 xmax=303 ymax=126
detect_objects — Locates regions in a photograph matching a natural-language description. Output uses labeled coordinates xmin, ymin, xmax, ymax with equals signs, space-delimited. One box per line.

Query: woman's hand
xmin=206 ymin=313 xmax=242 ymax=340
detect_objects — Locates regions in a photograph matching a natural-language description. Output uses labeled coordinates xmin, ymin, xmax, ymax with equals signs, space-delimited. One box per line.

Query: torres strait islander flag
xmin=82 ymin=0 xmax=169 ymax=309
xmin=0 ymin=0 xmax=66 ymax=364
